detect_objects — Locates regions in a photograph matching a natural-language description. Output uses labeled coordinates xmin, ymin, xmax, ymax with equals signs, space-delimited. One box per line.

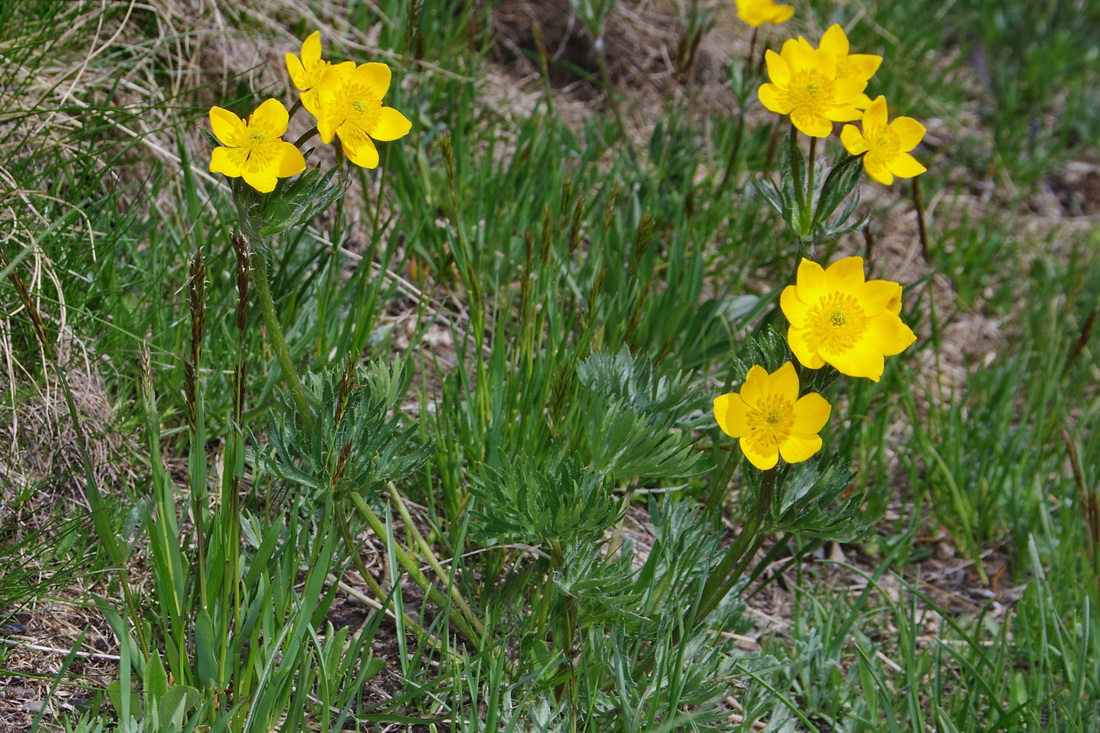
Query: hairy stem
xmin=249 ymin=247 xmax=315 ymax=431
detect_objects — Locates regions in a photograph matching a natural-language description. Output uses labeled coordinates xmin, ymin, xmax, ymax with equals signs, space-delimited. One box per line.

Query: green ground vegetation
xmin=0 ymin=0 xmax=1098 ymax=730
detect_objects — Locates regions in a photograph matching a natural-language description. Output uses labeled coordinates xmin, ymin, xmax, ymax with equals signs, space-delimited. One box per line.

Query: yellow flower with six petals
xmin=286 ymin=30 xmax=330 ymax=115
xmin=840 ymin=96 xmax=927 ymax=185
xmin=758 ymin=39 xmax=867 ymax=137
xmin=735 ymin=0 xmax=794 ymax=28
xmin=714 ymin=362 xmax=831 ymax=470
xmin=314 ymin=61 xmax=412 ymax=169
xmin=208 ymin=99 xmax=306 ymax=193
xmin=798 ymin=25 xmax=881 ymax=108
xmin=780 ymin=256 xmax=916 ymax=381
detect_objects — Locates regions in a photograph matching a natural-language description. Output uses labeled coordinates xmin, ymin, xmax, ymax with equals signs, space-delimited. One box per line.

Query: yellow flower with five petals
xmin=735 ymin=0 xmax=794 ymax=28
xmin=285 ymin=30 xmax=330 ymax=115
xmin=780 ymin=256 xmax=916 ymax=381
xmin=314 ymin=61 xmax=412 ymax=169
xmin=714 ymin=362 xmax=831 ymax=471
xmin=840 ymin=96 xmax=927 ymax=185
xmin=758 ymin=39 xmax=867 ymax=137
xmin=208 ymin=99 xmax=306 ymax=193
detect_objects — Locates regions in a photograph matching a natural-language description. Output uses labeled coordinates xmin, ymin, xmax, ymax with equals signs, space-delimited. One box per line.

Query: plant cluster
xmin=4 ymin=0 xmax=1095 ymax=731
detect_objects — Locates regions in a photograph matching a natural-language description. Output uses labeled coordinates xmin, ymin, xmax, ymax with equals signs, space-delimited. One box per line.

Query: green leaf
xmin=143 ymin=649 xmax=168 ymax=704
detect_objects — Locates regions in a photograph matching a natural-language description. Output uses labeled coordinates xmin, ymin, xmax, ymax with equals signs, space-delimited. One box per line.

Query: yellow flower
xmin=714 ymin=362 xmax=831 ymax=470
xmin=758 ymin=38 xmax=867 ymax=137
xmin=780 ymin=256 xmax=917 ymax=381
xmin=840 ymin=96 xmax=927 ymax=185
xmin=208 ymin=99 xmax=306 ymax=193
xmin=314 ymin=61 xmax=411 ymax=169
xmin=799 ymin=25 xmax=881 ymax=108
xmin=286 ymin=30 xmax=331 ymax=115
xmin=735 ymin=0 xmax=794 ymax=28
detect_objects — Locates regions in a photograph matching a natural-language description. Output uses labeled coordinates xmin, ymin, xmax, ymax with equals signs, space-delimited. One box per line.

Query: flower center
xmin=872 ymin=129 xmax=899 ymax=155
xmin=789 ymin=70 xmax=835 ymax=115
xmin=335 ymin=84 xmax=382 ymax=132
xmin=806 ymin=291 xmax=868 ymax=355
xmin=745 ymin=393 xmax=795 ymax=455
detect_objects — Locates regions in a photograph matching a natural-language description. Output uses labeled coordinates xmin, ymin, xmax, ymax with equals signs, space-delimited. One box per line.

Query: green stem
xmin=292 ymin=125 xmax=318 ymax=149
xmin=803 ymin=135 xmax=817 ymax=238
xmin=348 ymin=492 xmax=481 ymax=645
xmin=696 ymin=467 xmax=777 ymax=620
xmin=593 ymin=39 xmax=629 ymax=146
xmin=388 ymin=484 xmax=485 ymax=638
xmin=250 ymin=248 xmax=315 ymax=431
xmin=334 ymin=508 xmax=440 ymax=647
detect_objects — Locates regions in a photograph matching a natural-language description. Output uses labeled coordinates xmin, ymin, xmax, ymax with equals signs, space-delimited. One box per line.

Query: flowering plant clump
xmin=841 ymin=95 xmax=927 ymax=185
xmin=714 ymin=361 xmax=831 ymax=470
xmin=735 ymin=0 xmax=794 ymax=28
xmin=312 ymin=61 xmax=412 ymax=170
xmin=208 ymin=99 xmax=306 ymax=193
xmin=780 ymin=256 xmax=916 ymax=381
xmin=758 ymin=38 xmax=868 ymax=137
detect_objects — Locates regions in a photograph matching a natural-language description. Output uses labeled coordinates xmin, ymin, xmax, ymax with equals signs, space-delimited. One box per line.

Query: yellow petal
xmin=858 ymin=279 xmax=899 ymax=315
xmin=301 ymin=88 xmax=322 ymax=118
xmin=864 ymin=154 xmax=894 ymax=185
xmin=742 ymin=438 xmax=779 ymax=470
xmin=320 ymin=61 xmax=355 ymax=92
xmin=890 ymin=152 xmax=927 ymax=179
xmin=819 ymin=25 xmax=849 ymax=56
xmin=339 ymin=126 xmax=380 ymax=168
xmin=825 ymin=256 xmax=865 ymax=292
xmin=209 ymin=106 xmax=245 ymax=146
xmin=318 ymin=114 xmax=339 ymax=145
xmin=250 ymin=98 xmax=290 ymax=137
xmin=302 ymin=30 xmax=322 ymax=65
xmin=780 ymin=38 xmax=806 ymax=69
xmin=779 ymin=432 xmax=822 ymax=464
xmin=791 ymin=109 xmax=833 ymax=138
xmin=277 ymin=141 xmax=306 ymax=177
xmin=867 ymin=312 xmax=916 ymax=356
xmin=739 ymin=365 xmax=770 ymax=411
xmin=885 ymin=284 xmax=903 ymax=316
xmin=354 ymin=62 xmax=392 ymax=100
xmin=796 ymin=258 xmax=828 ymax=303
xmin=780 ymin=284 xmax=810 ymax=326
xmin=792 ymin=392 xmax=831 ymax=434
xmin=286 ymin=53 xmax=308 ymax=91
xmin=864 ymin=96 xmax=889 ymax=129
xmin=764 ymin=49 xmax=790 ymax=86
xmin=827 ymin=104 xmax=864 ymax=123
xmin=811 ymin=48 xmax=837 ymax=80
xmin=827 ymin=341 xmax=884 ymax=381
xmin=788 ymin=326 xmax=826 ymax=369
xmin=242 ymin=167 xmax=278 ymax=194
xmin=841 ymin=124 xmax=868 ymax=155
xmin=890 ymin=117 xmax=926 ymax=150
xmin=846 ymin=53 xmax=882 ymax=82
xmin=371 ymin=106 xmax=411 ymax=141
xmin=209 ymin=146 xmax=246 ymax=177
xmin=769 ymin=5 xmax=794 ymax=23
xmin=758 ymin=83 xmax=792 ymax=114
xmin=834 ymin=78 xmax=869 ymax=108
xmin=771 ymin=361 xmax=799 ymax=404
xmin=714 ymin=392 xmax=750 ymax=438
